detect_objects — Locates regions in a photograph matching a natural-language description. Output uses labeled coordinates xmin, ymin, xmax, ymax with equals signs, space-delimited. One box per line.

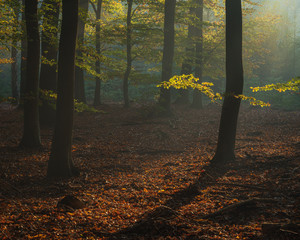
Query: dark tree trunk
xmin=20 ymin=0 xmax=27 ymax=107
xmin=123 ymin=0 xmax=133 ymax=108
xmin=212 ymin=0 xmax=244 ymax=164
xmin=74 ymin=0 xmax=88 ymax=103
xmin=159 ymin=0 xmax=176 ymax=112
xmin=11 ymin=45 xmax=19 ymax=103
xmin=191 ymin=0 xmax=204 ymax=109
xmin=47 ymin=0 xmax=79 ymax=178
xmin=20 ymin=0 xmax=41 ymax=148
xmin=39 ymin=0 xmax=60 ymax=125
xmin=93 ymin=0 xmax=103 ymax=106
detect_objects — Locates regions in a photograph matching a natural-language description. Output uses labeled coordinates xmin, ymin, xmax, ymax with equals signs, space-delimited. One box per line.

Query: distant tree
xmin=175 ymin=4 xmax=194 ymax=105
xmin=20 ymin=0 xmax=41 ymax=148
xmin=39 ymin=0 xmax=60 ymax=125
xmin=47 ymin=0 xmax=79 ymax=178
xmin=75 ymin=0 xmax=89 ymax=103
xmin=211 ymin=0 xmax=244 ymax=164
xmin=159 ymin=0 xmax=176 ymax=112
xmin=20 ymin=0 xmax=27 ymax=106
xmin=9 ymin=0 xmax=21 ymax=103
xmin=93 ymin=0 xmax=103 ymax=106
xmin=123 ymin=0 xmax=133 ymax=108
xmin=191 ymin=0 xmax=204 ymax=109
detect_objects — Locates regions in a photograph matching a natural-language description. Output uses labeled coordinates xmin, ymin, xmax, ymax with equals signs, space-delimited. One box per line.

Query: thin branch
xmin=89 ymin=0 xmax=97 ymax=14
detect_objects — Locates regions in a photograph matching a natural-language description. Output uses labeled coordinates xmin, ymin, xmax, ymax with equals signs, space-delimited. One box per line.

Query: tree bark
xmin=47 ymin=0 xmax=79 ymax=178
xmin=20 ymin=0 xmax=41 ymax=148
xmin=74 ymin=0 xmax=88 ymax=103
xmin=19 ymin=0 xmax=27 ymax=107
xmin=39 ymin=0 xmax=60 ymax=125
xmin=159 ymin=0 xmax=176 ymax=112
xmin=123 ymin=0 xmax=133 ymax=108
xmin=11 ymin=45 xmax=19 ymax=103
xmin=93 ymin=0 xmax=103 ymax=106
xmin=212 ymin=0 xmax=244 ymax=164
xmin=191 ymin=0 xmax=204 ymax=109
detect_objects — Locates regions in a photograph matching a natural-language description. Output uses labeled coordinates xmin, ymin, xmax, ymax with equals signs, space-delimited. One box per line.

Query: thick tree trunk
xmin=20 ymin=0 xmax=41 ymax=148
xmin=11 ymin=45 xmax=19 ymax=103
xmin=20 ymin=0 xmax=27 ymax=107
xmin=75 ymin=0 xmax=88 ymax=103
xmin=47 ymin=0 xmax=79 ymax=178
xmin=93 ymin=0 xmax=103 ymax=106
xmin=39 ymin=0 xmax=60 ymax=125
xmin=212 ymin=0 xmax=244 ymax=164
xmin=159 ymin=0 xmax=176 ymax=112
xmin=191 ymin=0 xmax=204 ymax=109
xmin=123 ymin=0 xmax=133 ymax=108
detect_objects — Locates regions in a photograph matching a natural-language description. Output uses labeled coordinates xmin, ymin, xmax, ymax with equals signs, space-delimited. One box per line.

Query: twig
xmin=200 ymin=198 xmax=277 ymax=219
xmin=208 ymin=181 xmax=267 ymax=191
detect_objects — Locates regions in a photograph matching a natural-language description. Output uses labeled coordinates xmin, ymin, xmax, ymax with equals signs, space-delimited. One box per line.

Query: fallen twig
xmin=208 ymin=181 xmax=267 ymax=191
xmin=200 ymin=198 xmax=277 ymax=219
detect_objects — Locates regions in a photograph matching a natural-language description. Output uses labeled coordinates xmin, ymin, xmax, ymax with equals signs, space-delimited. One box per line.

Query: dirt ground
xmin=0 ymin=104 xmax=299 ymax=239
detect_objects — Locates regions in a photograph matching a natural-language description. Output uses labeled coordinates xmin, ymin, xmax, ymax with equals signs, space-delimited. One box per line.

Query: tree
xmin=122 ymin=0 xmax=133 ymax=108
xmin=39 ymin=0 xmax=60 ymax=125
xmin=75 ymin=0 xmax=89 ymax=103
xmin=211 ymin=0 xmax=244 ymax=164
xmin=20 ymin=0 xmax=41 ymax=148
xmin=47 ymin=0 xmax=79 ymax=178
xmin=175 ymin=3 xmax=194 ymax=105
xmin=93 ymin=0 xmax=103 ymax=106
xmin=10 ymin=0 xmax=21 ymax=103
xmin=159 ymin=0 xmax=176 ymax=112
xmin=191 ymin=0 xmax=204 ymax=109
xmin=20 ymin=0 xmax=27 ymax=106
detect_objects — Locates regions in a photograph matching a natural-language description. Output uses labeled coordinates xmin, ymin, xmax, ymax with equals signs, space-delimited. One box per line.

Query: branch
xmin=89 ymin=0 xmax=97 ymax=14
xmin=200 ymin=198 xmax=277 ymax=219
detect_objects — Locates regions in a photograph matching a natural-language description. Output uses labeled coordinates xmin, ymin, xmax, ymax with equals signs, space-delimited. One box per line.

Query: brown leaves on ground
xmin=0 ymin=104 xmax=299 ymax=239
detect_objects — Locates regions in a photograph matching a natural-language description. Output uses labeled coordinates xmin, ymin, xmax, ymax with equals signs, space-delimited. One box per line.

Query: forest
xmin=0 ymin=0 xmax=299 ymax=239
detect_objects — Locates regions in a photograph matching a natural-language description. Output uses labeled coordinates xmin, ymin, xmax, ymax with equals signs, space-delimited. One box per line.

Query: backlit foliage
xmin=251 ymin=78 xmax=300 ymax=93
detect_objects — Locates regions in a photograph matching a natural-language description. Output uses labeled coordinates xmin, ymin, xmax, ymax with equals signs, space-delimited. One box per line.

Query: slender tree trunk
xmin=20 ymin=0 xmax=27 ymax=107
xmin=75 ymin=0 xmax=88 ymax=103
xmin=11 ymin=45 xmax=19 ymax=103
xmin=212 ymin=0 xmax=244 ymax=164
xmin=39 ymin=0 xmax=60 ymax=125
xmin=10 ymin=1 xmax=21 ymax=104
xmin=47 ymin=0 xmax=79 ymax=178
xmin=159 ymin=0 xmax=176 ymax=112
xmin=123 ymin=0 xmax=133 ymax=108
xmin=192 ymin=0 xmax=204 ymax=109
xmin=94 ymin=0 xmax=103 ymax=106
xmin=20 ymin=0 xmax=41 ymax=148
xmin=175 ymin=7 xmax=195 ymax=105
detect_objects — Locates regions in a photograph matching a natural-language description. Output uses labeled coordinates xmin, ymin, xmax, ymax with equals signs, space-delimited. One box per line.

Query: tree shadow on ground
xmin=105 ymin=162 xmax=230 ymax=239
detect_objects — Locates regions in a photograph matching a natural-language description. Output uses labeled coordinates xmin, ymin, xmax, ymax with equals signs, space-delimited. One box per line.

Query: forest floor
xmin=0 ymin=103 xmax=299 ymax=239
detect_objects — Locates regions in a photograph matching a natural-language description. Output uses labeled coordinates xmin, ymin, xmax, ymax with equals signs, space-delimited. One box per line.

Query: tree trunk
xmin=47 ymin=0 xmax=79 ymax=178
xmin=74 ymin=0 xmax=88 ymax=103
xmin=39 ymin=0 xmax=60 ymax=125
xmin=191 ymin=0 xmax=204 ymax=109
xmin=159 ymin=0 xmax=176 ymax=112
xmin=211 ymin=0 xmax=244 ymax=164
xmin=93 ymin=0 xmax=103 ymax=106
xmin=20 ymin=0 xmax=41 ymax=148
xmin=11 ymin=45 xmax=19 ymax=103
xmin=123 ymin=0 xmax=133 ymax=108
xmin=20 ymin=0 xmax=27 ymax=107
xmin=175 ymin=13 xmax=193 ymax=105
